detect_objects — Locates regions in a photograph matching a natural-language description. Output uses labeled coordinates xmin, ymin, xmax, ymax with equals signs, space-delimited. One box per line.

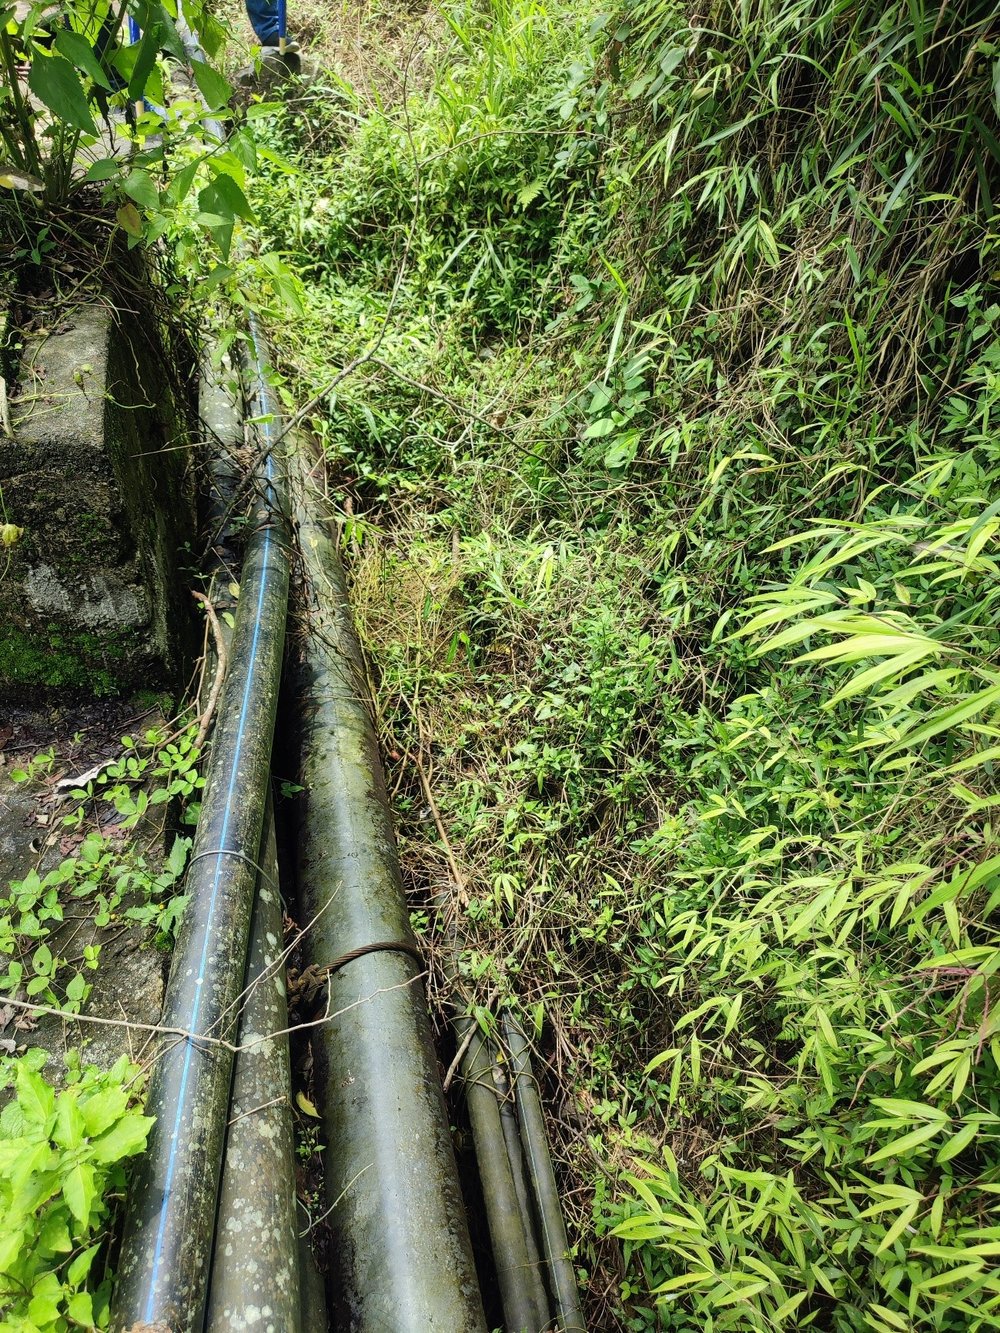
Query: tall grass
xmin=249 ymin=0 xmax=1000 ymax=1326
xmin=598 ymin=3 xmax=1000 ymax=1329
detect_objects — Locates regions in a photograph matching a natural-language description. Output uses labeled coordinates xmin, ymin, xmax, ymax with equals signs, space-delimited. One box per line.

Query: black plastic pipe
xmin=459 ymin=1019 xmax=551 ymax=1332
xmin=206 ymin=792 xmax=302 ymax=1331
xmin=433 ymin=894 xmax=550 ymax=1331
xmin=504 ymin=1016 xmax=586 ymax=1332
xmin=198 ymin=352 xmax=304 ymax=1329
xmin=111 ymin=340 xmax=290 ymax=1332
xmin=495 ymin=1056 xmax=544 ymax=1281
xmin=290 ymin=442 xmax=487 ymax=1332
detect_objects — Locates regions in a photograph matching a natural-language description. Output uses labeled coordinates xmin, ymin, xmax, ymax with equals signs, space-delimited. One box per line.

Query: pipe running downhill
xmin=291 ymin=441 xmax=487 ymax=1332
xmin=504 ymin=1016 xmax=586 ymax=1333
xmin=459 ymin=1019 xmax=550 ymax=1332
xmin=111 ymin=340 xmax=291 ymax=1332
xmin=206 ymin=793 xmax=302 ymax=1331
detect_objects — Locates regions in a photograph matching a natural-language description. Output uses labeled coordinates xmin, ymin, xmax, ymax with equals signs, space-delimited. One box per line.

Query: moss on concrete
xmin=0 ymin=276 xmax=198 ymax=702
xmin=0 ymin=623 xmax=143 ymax=695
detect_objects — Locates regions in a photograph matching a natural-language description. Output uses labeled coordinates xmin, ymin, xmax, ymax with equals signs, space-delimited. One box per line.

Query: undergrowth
xmin=250 ymin=0 xmax=1000 ymax=1326
xmin=0 ymin=724 xmax=202 ymax=1326
xmin=0 ymin=1052 xmax=153 ymax=1331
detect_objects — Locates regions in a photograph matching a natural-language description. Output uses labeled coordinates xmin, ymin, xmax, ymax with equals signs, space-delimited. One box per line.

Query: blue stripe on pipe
xmin=142 ymin=349 xmax=277 ymax=1321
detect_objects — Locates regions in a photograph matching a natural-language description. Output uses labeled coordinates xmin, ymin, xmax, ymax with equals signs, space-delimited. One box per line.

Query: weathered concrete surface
xmin=0 ymin=298 xmax=195 ymax=697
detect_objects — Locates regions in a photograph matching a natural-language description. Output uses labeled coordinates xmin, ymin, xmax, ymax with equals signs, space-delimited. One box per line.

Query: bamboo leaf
xmin=865 ymin=1119 xmax=946 ymax=1163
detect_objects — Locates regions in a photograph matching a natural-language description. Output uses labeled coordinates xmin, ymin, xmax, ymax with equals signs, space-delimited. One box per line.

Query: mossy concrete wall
xmin=0 ymin=301 xmax=196 ymax=697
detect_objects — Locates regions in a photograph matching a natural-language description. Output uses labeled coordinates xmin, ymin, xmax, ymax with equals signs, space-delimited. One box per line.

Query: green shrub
xmin=0 ymin=1053 xmax=153 ymax=1330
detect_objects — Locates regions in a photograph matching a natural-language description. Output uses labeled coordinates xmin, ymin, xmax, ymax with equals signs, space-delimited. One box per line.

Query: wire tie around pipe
xmin=188 ymin=846 xmax=277 ymax=890
xmin=318 ymin=940 xmax=426 ymax=979
xmin=457 ymin=1058 xmax=508 ymax=1095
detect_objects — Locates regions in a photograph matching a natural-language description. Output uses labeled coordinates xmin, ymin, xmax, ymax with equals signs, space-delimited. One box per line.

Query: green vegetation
xmin=0 ymin=1052 xmax=153 ymax=1332
xmin=249 ymin=0 xmax=1000 ymax=1326
xmin=0 ymin=0 xmax=226 ymax=203
xmin=0 ymin=626 xmax=144 ymax=696
xmin=0 ymin=0 xmax=300 ymax=312
xmin=0 ymin=725 xmax=201 ymax=1325
xmin=3 ymin=726 xmax=201 ymax=1007
xmin=6 ymin=0 xmax=1000 ymax=1323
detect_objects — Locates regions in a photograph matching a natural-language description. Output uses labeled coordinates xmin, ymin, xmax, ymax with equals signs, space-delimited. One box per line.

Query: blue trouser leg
xmin=245 ymin=0 xmax=279 ymax=43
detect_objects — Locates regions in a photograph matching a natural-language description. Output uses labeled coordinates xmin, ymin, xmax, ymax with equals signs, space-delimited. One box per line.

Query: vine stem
xmin=191 ymin=589 xmax=228 ymax=750
xmin=0 ymin=26 xmax=43 ymax=178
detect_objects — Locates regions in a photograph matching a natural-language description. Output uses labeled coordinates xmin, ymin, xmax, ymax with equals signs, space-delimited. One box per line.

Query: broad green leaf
xmin=127 ymin=23 xmax=163 ymax=101
xmin=90 ymin=1112 xmax=154 ymax=1164
xmin=28 ymin=54 xmax=97 ymax=135
xmin=826 ymin=645 xmax=936 ymax=706
xmin=938 ymin=1120 xmax=981 ymax=1163
xmin=191 ymin=58 xmax=233 ymax=110
xmin=916 ymin=1261 xmax=985 ymax=1290
xmin=583 ymin=416 xmax=614 ymax=439
xmin=84 ymin=157 xmax=121 ymax=182
xmin=890 ymin=681 xmax=1000 ymax=754
xmin=80 ymin=1085 xmax=128 ymax=1138
xmin=38 ymin=1210 xmax=72 ymax=1255
xmin=866 ymin=1305 xmax=910 ymax=1331
xmin=207 ymin=171 xmax=255 ymax=223
xmin=67 ymin=1242 xmax=100 ymax=1286
xmin=54 ymin=28 xmax=113 ymax=90
xmin=27 ymin=1291 xmax=61 ymax=1325
xmin=645 ymin=1047 xmax=679 ymax=1075
xmin=17 ymin=1067 xmax=55 ymax=1126
xmin=871 ymin=1099 xmax=950 ymax=1122
xmin=612 ymin=1216 xmax=670 ymax=1240
xmin=166 ymin=836 xmax=191 ymax=879
xmin=712 ymin=1278 xmax=770 ymax=1305
xmin=865 ymin=1119 xmax=945 ymax=1163
xmin=122 ymin=169 xmax=159 ymax=210
xmin=62 ymin=1161 xmax=96 ymax=1227
xmin=53 ymin=1094 xmax=84 ymax=1150
xmin=876 ymin=1201 xmax=918 ymax=1254
xmin=168 ymin=158 xmax=203 ymax=205
xmin=796 ymin=632 xmax=939 ymax=664
xmin=651 ymin=1270 xmax=713 ymax=1293
xmin=67 ymin=1291 xmax=94 ymax=1325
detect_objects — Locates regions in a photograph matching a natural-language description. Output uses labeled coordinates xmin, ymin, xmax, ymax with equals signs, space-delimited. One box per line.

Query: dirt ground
xmin=222 ymin=0 xmax=446 ymax=106
xmin=0 ymin=701 xmax=168 ymax=1081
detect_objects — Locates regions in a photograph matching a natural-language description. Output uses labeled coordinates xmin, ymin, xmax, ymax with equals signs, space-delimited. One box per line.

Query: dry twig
xmin=191 ymin=588 xmax=228 ymax=750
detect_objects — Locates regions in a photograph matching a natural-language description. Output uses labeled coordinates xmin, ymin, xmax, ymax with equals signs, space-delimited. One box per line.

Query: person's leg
xmin=93 ymin=6 xmax=127 ymax=92
xmin=244 ymin=0 xmax=279 ymax=45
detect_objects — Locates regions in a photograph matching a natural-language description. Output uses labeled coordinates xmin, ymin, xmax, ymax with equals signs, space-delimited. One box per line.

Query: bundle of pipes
xmin=199 ymin=352 xmax=322 ymax=1333
xmin=441 ymin=907 xmax=586 ymax=1333
xmin=504 ymin=1016 xmax=587 ymax=1332
xmin=111 ymin=328 xmax=292 ymax=1332
xmin=101 ymin=34 xmax=583 ymax=1323
xmin=289 ymin=438 xmax=488 ymax=1331
xmin=108 ymin=371 xmax=585 ymax=1331
xmin=204 ymin=794 xmax=301 ymax=1329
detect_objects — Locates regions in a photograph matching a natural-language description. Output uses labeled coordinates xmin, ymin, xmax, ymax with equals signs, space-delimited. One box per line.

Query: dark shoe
xmin=261 ymin=36 xmax=300 ymax=56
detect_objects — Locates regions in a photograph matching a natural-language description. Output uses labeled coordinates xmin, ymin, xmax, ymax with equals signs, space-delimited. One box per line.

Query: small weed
xmin=1 ymin=726 xmax=203 ymax=1010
